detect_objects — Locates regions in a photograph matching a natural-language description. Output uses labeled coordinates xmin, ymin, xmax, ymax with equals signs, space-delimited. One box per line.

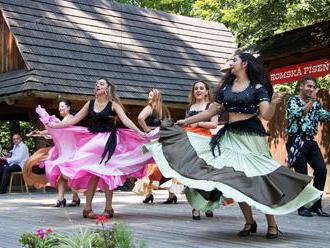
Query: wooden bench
xmin=9 ymin=171 xmax=29 ymax=193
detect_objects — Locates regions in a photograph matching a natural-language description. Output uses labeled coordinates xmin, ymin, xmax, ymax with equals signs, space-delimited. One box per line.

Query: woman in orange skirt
xmin=183 ymin=81 xmax=223 ymax=220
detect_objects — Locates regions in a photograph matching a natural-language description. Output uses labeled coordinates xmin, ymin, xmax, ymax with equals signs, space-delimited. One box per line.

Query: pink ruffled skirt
xmin=43 ymin=126 xmax=153 ymax=190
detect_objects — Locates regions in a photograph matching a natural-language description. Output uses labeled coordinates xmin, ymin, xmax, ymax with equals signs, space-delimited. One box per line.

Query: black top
xmin=215 ymin=83 xmax=270 ymax=114
xmin=88 ymin=100 xmax=118 ymax=164
xmin=186 ymin=103 xmax=210 ymax=117
xmin=88 ymin=100 xmax=117 ymax=133
xmin=145 ymin=109 xmax=162 ymax=127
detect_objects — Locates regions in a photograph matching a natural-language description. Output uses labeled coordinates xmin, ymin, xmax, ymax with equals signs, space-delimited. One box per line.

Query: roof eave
xmin=0 ymin=90 xmax=187 ymax=109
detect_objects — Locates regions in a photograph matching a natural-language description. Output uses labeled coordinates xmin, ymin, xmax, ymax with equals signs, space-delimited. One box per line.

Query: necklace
xmin=94 ymin=100 xmax=108 ymax=112
xmin=232 ymin=79 xmax=250 ymax=92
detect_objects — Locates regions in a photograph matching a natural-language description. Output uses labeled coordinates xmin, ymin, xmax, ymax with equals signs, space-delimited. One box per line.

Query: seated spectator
xmin=0 ymin=133 xmax=29 ymax=193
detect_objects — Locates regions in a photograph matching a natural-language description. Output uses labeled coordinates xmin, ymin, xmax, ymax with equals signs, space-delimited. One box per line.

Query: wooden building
xmin=0 ymin=0 xmax=237 ymax=126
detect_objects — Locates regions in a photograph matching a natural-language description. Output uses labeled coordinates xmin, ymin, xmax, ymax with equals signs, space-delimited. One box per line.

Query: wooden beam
xmin=0 ymin=90 xmax=187 ymax=109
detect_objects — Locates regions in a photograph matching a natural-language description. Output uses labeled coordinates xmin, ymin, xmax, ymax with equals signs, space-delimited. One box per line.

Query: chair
xmin=9 ymin=172 xmax=29 ymax=193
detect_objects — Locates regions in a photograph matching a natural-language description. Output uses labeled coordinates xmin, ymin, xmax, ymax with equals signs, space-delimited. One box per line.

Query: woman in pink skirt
xmin=45 ymin=78 xmax=153 ymax=219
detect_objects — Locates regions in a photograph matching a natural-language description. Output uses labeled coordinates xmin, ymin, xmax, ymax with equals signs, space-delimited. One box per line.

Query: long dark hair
xmin=217 ymin=53 xmax=273 ymax=98
xmin=59 ymin=99 xmax=76 ymax=115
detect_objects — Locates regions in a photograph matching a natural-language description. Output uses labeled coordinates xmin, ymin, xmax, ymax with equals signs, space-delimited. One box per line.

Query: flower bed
xmin=19 ymin=216 xmax=146 ymax=248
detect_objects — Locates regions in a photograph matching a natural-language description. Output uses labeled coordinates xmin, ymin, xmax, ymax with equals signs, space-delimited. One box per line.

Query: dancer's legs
xmin=239 ymin=202 xmax=254 ymax=228
xmin=57 ymin=176 xmax=66 ymax=201
xmin=72 ymin=191 xmax=79 ymax=201
xmin=102 ymin=181 xmax=114 ymax=211
xmin=265 ymin=214 xmax=278 ymax=234
xmin=84 ymin=176 xmax=99 ymax=211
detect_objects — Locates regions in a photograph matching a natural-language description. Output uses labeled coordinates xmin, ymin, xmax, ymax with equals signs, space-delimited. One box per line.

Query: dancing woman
xmin=183 ymin=80 xmax=222 ymax=220
xmin=145 ymin=53 xmax=321 ymax=239
xmin=135 ymin=89 xmax=180 ymax=204
xmin=25 ymin=100 xmax=80 ymax=207
xmin=45 ymin=79 xmax=153 ymax=218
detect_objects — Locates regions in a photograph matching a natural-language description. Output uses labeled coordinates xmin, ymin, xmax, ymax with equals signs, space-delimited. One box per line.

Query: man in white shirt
xmin=0 ymin=134 xmax=29 ymax=193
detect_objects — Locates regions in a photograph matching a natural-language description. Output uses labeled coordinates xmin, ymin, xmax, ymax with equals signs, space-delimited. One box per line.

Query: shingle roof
xmin=0 ymin=0 xmax=236 ymax=103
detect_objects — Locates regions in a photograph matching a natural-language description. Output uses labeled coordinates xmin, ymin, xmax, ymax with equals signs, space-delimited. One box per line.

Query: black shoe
xmin=68 ymin=198 xmax=80 ymax=207
xmin=205 ymin=210 xmax=214 ymax=218
xmin=298 ymin=207 xmax=313 ymax=217
xmin=192 ymin=209 xmax=201 ymax=220
xmin=310 ymin=208 xmax=330 ymax=217
xmin=265 ymin=225 xmax=282 ymax=239
xmin=163 ymin=195 xmax=177 ymax=204
xmin=54 ymin=198 xmax=66 ymax=207
xmin=237 ymin=221 xmax=257 ymax=237
xmin=143 ymin=194 xmax=154 ymax=204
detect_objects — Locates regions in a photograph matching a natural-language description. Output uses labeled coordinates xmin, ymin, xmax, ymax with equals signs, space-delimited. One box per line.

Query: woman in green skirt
xmin=145 ymin=53 xmax=321 ymax=239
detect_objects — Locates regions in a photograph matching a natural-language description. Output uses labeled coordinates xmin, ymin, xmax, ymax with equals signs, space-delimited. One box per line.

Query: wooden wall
xmin=0 ymin=13 xmax=25 ymax=73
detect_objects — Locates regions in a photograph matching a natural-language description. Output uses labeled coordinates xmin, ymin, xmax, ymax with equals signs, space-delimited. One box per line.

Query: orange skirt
xmin=184 ymin=126 xmax=212 ymax=137
xmin=23 ymin=147 xmax=50 ymax=189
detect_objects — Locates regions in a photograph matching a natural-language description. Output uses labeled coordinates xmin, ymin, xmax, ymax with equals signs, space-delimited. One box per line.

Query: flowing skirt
xmin=36 ymin=106 xmax=154 ymax=191
xmin=145 ymin=123 xmax=321 ymax=215
xmin=182 ymin=127 xmax=232 ymax=212
xmin=132 ymin=164 xmax=183 ymax=195
xmin=23 ymin=147 xmax=50 ymax=189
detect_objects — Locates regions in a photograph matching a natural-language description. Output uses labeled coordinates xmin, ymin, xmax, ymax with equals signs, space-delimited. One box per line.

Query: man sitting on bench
xmin=0 ymin=133 xmax=29 ymax=194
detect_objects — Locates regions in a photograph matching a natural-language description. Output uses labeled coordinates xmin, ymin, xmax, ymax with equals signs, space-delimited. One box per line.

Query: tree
xmin=0 ymin=121 xmax=36 ymax=153
xmin=115 ymin=1 xmax=330 ymax=47
xmin=115 ymin=0 xmax=195 ymax=15
xmin=191 ymin=0 xmax=330 ymax=47
xmin=274 ymin=75 xmax=330 ymax=95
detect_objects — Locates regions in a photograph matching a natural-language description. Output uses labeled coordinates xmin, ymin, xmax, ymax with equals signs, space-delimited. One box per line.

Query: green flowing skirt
xmin=145 ymin=124 xmax=321 ymax=215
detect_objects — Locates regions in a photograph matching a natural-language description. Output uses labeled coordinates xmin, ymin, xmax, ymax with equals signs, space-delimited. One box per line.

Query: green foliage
xmin=0 ymin=121 xmax=36 ymax=153
xmin=95 ymin=222 xmax=138 ymax=248
xmin=112 ymin=222 xmax=134 ymax=248
xmin=317 ymin=74 xmax=330 ymax=90
xmin=115 ymin=0 xmax=330 ymax=47
xmin=19 ymin=224 xmax=146 ymax=248
xmin=19 ymin=233 xmax=60 ymax=248
xmin=0 ymin=121 xmax=11 ymax=153
xmin=20 ymin=121 xmax=37 ymax=153
xmin=191 ymin=0 xmax=330 ymax=47
xmin=116 ymin=0 xmax=195 ymax=15
xmin=56 ymin=228 xmax=103 ymax=248
xmin=274 ymin=74 xmax=330 ymax=95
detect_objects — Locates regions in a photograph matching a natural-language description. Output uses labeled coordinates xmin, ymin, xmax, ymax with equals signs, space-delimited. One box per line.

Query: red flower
xmin=95 ymin=215 xmax=109 ymax=225
xmin=46 ymin=228 xmax=53 ymax=233
xmin=223 ymin=201 xmax=228 ymax=206
xmin=227 ymin=198 xmax=234 ymax=204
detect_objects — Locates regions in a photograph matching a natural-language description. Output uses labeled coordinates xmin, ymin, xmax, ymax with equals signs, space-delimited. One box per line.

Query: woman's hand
xmin=189 ymin=123 xmax=198 ymax=128
xmin=271 ymin=92 xmax=283 ymax=105
xmin=138 ymin=130 xmax=147 ymax=138
xmin=175 ymin=119 xmax=186 ymax=126
xmin=26 ymin=130 xmax=40 ymax=137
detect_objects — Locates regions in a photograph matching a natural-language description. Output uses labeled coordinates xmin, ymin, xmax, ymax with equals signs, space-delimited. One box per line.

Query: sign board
xmin=270 ymin=59 xmax=330 ymax=84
